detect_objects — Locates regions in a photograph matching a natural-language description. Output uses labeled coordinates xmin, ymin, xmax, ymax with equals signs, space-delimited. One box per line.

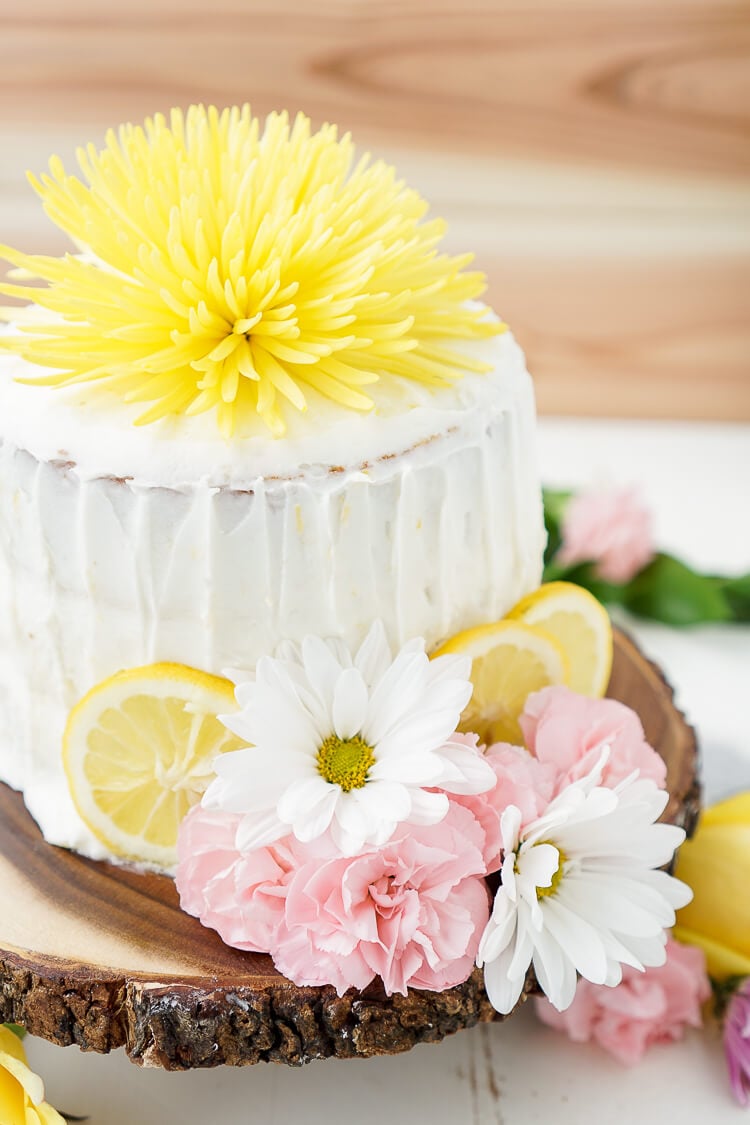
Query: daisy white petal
xmin=506 ymin=911 xmax=536 ymax=982
xmin=329 ymin=817 xmax=368 ymax=857
xmin=406 ymin=787 xmax=450 ymax=826
xmin=532 ymin=924 xmax=578 ymax=1012
xmin=433 ymin=739 xmax=497 ymax=794
xmin=290 ymin=792 xmax=340 ymax=843
xmin=603 ymin=961 xmax=624 ymax=988
xmin=229 ymin=678 xmax=257 ymax=708
xmin=426 ymin=651 xmax=472 ymax=687
xmin=301 ymin=634 xmax=348 ymax=713
xmin=332 ymin=667 xmax=369 ymax=739
xmin=369 ymin=752 xmax=446 ymax=786
xmin=500 ymin=805 xmax=523 ymax=854
xmin=358 ymin=779 xmax=413 ymax=823
xmin=518 ymin=843 xmax=560 ymax=891
xmin=373 ymin=708 xmax=466 ymax=761
xmin=482 ymin=937 xmax=526 ymax=1015
xmin=235 ymin=809 xmax=289 ymax=852
xmin=540 ymin=896 xmax=610 ymax=984
xmin=641 ymin=867 xmax=694 ymax=909
xmin=203 ymin=748 xmax=307 ymax=811
xmin=362 ymin=651 xmax=429 ymax=743
xmin=478 ymin=894 xmax=517 ymax=962
xmin=559 ymin=872 xmax=670 ymax=936
xmin=613 ymin=931 xmax=668 ymax=970
xmin=277 ymin=776 xmax=338 ymax=839
xmin=331 ymin=788 xmax=397 ymax=855
xmin=354 ymin=620 xmax=392 ymax=687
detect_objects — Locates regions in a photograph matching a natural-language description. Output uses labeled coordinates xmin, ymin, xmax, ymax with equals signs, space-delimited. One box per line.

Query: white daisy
xmin=202 ymin=621 xmax=496 ymax=855
xmin=476 ymin=749 xmax=693 ymax=1015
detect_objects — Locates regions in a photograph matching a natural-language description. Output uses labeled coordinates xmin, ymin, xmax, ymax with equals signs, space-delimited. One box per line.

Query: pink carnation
xmin=273 ymin=803 xmax=490 ymax=997
xmin=521 ymin=685 xmax=667 ymax=791
xmin=535 ymin=936 xmax=710 ymax=1065
xmin=176 ymin=805 xmax=301 ymax=953
xmin=558 ymin=484 xmax=654 ymax=584
xmin=448 ymin=733 xmax=557 ymax=873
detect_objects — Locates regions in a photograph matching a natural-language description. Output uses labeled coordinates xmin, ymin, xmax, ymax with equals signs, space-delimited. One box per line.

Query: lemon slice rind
xmin=63 ymin=662 xmax=241 ymax=868
xmin=507 ymin=581 xmax=613 ymax=698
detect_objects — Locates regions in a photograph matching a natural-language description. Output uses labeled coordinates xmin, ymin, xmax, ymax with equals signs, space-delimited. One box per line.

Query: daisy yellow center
xmin=536 ymin=843 xmax=567 ymax=900
xmin=317 ymin=734 xmax=375 ymax=792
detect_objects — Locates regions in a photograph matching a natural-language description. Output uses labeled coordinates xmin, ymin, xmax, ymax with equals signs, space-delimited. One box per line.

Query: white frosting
xmin=0 ymin=325 xmax=546 ymax=863
xmin=0 ymin=320 xmax=523 ymax=489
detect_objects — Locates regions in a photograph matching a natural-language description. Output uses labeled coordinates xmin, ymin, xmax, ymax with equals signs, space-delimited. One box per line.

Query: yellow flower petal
xmin=672 ymin=925 xmax=750 ymax=980
xmin=701 ymin=790 xmax=750 ymax=829
xmin=0 ymin=1073 xmax=24 ymax=1125
xmin=0 ymin=1052 xmax=45 ymax=1107
xmin=673 ymin=791 xmax=750 ymax=980
xmin=0 ymin=1027 xmax=26 ymax=1065
xmin=32 ymin=1099 xmax=66 ymax=1125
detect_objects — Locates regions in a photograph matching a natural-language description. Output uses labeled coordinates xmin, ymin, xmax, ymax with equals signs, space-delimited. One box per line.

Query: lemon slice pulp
xmin=63 ymin=663 xmax=242 ymax=867
xmin=507 ymin=581 xmax=613 ymax=697
xmin=433 ymin=620 xmax=568 ymax=746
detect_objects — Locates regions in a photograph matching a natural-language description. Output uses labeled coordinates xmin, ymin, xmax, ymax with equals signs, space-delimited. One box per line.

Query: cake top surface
xmin=0 ymin=105 xmax=504 ymax=444
xmin=0 ymin=322 xmax=529 ymax=488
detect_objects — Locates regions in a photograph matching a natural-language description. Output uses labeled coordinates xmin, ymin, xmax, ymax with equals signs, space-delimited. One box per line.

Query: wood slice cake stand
xmin=0 ymin=629 xmax=700 ymax=1070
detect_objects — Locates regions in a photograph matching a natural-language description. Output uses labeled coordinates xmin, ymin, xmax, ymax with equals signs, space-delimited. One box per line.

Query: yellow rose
xmin=0 ymin=1026 xmax=65 ymax=1125
xmin=674 ymin=790 xmax=750 ymax=979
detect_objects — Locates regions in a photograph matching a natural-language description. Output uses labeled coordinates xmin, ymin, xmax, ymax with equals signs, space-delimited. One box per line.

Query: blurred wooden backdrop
xmin=1 ymin=0 xmax=748 ymax=419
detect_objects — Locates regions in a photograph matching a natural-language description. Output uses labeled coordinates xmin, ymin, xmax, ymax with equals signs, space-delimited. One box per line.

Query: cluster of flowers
xmin=176 ymin=621 xmax=691 ymax=1016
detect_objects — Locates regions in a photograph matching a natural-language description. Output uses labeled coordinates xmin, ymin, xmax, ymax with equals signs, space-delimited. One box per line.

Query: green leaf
xmin=623 ymin=554 xmax=732 ymax=626
xmin=542 ymin=488 xmax=570 ymax=567
xmin=542 ymin=488 xmax=571 ymax=528
xmin=4 ymin=1022 xmax=26 ymax=1039
xmin=717 ymin=571 xmax=750 ymax=622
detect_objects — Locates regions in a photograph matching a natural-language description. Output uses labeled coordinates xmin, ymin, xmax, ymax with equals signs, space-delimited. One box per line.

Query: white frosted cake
xmin=0 ymin=106 xmax=545 ymax=866
xmin=0 ymin=109 xmax=699 ymax=1070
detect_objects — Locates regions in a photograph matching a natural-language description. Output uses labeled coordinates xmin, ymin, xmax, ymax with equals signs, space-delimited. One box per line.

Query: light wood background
xmin=1 ymin=0 xmax=748 ymax=420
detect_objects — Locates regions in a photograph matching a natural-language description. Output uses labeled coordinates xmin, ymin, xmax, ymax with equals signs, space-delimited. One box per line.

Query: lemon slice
xmin=433 ymin=621 xmax=568 ymax=746
xmin=507 ymin=581 xmax=613 ymax=697
xmin=63 ymin=663 xmax=243 ymax=867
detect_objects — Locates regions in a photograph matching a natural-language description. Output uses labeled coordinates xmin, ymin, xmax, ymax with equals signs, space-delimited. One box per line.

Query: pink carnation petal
xmin=558 ymin=485 xmax=654 ymax=584
xmin=176 ymin=805 xmax=300 ymax=954
xmin=521 ymin=686 xmax=667 ymax=792
xmin=535 ymin=936 xmax=710 ymax=1065
xmin=273 ymin=804 xmax=491 ymax=997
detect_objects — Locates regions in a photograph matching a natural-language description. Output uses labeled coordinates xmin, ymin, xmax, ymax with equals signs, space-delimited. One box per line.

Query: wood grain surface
xmin=0 ymin=630 xmax=700 ymax=1070
xmin=0 ymin=0 xmax=748 ymax=419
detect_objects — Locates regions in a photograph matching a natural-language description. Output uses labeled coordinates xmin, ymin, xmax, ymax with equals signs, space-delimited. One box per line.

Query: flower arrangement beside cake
xmin=0 ymin=106 xmax=695 ymax=1041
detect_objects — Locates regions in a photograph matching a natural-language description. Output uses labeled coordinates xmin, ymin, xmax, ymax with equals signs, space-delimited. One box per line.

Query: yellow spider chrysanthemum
xmin=0 ymin=105 xmax=503 ymax=435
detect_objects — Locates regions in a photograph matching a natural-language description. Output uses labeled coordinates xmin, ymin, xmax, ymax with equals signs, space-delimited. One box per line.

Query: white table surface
xmin=25 ymin=418 xmax=750 ymax=1125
